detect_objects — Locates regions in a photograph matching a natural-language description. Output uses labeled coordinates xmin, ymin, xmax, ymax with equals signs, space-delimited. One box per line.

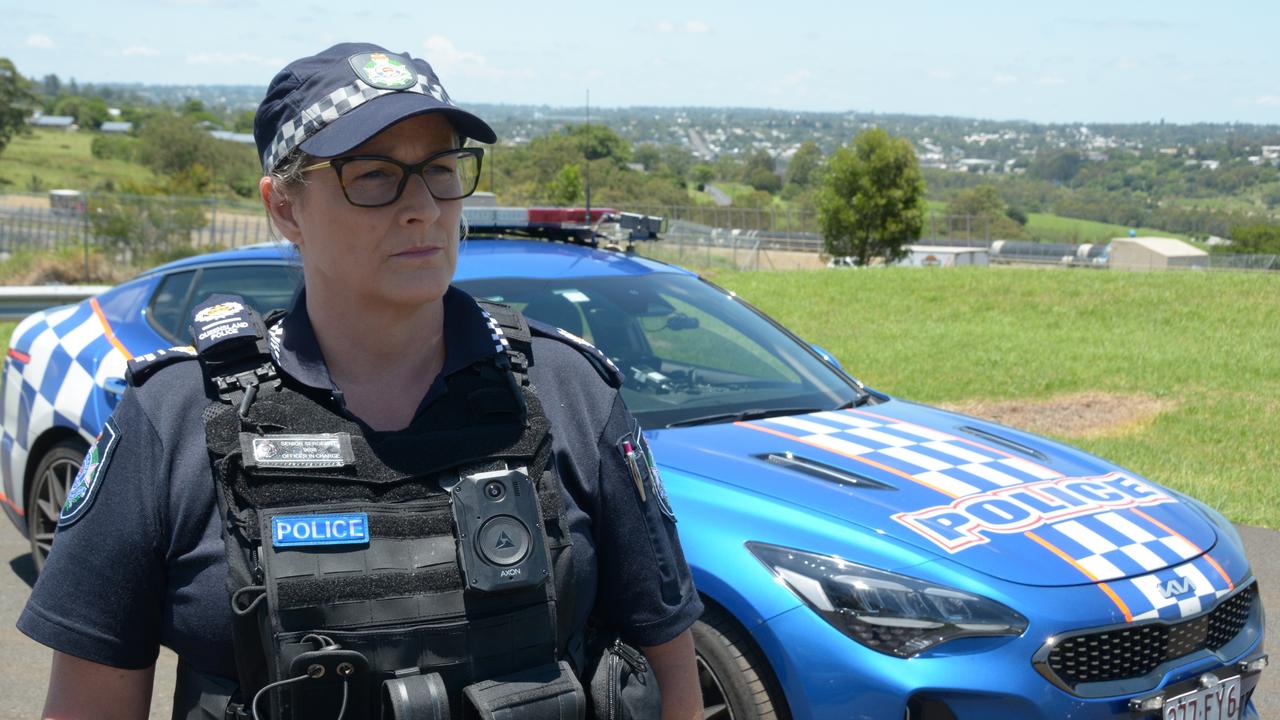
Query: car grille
xmin=1045 ymin=583 xmax=1256 ymax=688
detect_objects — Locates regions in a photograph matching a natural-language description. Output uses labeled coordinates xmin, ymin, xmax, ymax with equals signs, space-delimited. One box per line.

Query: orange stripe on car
xmin=90 ymin=297 xmax=133 ymax=360
xmin=0 ymin=492 xmax=22 ymax=517
xmin=849 ymin=408 xmax=1063 ymax=476
xmin=1131 ymin=507 xmax=1234 ymax=590
xmin=6 ymin=348 xmax=30 ymax=364
xmin=1026 ymin=531 xmax=1133 ymax=621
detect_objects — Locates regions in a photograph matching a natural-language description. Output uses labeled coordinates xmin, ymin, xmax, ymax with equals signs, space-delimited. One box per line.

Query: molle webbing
xmin=199 ymin=298 xmax=579 ymax=720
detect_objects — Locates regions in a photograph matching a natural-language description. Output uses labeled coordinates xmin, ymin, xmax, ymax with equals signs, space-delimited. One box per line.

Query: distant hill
xmin=83 ymin=84 xmax=1280 ymax=163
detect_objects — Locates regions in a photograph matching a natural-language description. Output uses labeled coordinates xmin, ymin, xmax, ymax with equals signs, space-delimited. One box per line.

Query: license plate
xmin=1162 ymin=676 xmax=1242 ymax=720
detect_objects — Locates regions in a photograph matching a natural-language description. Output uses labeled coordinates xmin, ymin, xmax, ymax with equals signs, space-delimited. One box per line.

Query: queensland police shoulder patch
xmin=636 ymin=426 xmax=676 ymax=523
xmin=59 ymin=418 xmax=121 ymax=527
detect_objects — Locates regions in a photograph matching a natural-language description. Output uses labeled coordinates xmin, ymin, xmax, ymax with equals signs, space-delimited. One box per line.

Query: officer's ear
xmin=261 ymin=175 xmax=303 ymax=247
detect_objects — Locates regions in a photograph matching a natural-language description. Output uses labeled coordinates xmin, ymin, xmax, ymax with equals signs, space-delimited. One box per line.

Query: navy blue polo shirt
xmin=18 ymin=286 xmax=702 ymax=677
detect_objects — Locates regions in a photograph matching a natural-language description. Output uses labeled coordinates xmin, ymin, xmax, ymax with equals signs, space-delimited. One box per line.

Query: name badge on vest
xmin=271 ymin=512 xmax=369 ymax=547
xmin=241 ymin=433 xmax=356 ymax=469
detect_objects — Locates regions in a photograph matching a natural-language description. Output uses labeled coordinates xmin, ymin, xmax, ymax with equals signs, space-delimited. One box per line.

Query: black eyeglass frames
xmin=300 ymin=147 xmax=484 ymax=207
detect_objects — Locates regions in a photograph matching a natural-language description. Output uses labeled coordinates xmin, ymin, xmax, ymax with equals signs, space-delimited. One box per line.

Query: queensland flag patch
xmin=59 ymin=418 xmax=121 ymax=527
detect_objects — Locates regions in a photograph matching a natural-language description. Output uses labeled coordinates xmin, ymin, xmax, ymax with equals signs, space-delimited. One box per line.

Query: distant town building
xmin=208 ymin=130 xmax=256 ymax=145
xmin=957 ymin=158 xmax=998 ymax=174
xmin=100 ymin=121 xmax=133 ymax=134
xmin=30 ymin=115 xmax=76 ymax=131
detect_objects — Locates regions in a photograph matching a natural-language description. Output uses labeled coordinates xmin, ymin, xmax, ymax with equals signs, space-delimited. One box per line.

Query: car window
xmin=455 ymin=273 xmax=857 ymax=428
xmin=147 ymin=270 xmax=196 ymax=340
xmin=149 ymin=264 xmax=299 ymax=343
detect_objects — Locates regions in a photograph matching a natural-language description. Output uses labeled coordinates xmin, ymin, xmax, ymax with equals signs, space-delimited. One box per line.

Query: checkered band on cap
xmin=262 ymin=73 xmax=455 ymax=172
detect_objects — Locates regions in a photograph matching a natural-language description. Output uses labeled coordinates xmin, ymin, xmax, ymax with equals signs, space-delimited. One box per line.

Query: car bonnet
xmin=649 ymin=400 xmax=1246 ymax=621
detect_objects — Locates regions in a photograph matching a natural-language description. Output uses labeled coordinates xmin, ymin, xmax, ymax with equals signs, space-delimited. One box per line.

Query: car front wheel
xmin=27 ymin=439 xmax=87 ymax=574
xmin=694 ymin=603 xmax=790 ymax=720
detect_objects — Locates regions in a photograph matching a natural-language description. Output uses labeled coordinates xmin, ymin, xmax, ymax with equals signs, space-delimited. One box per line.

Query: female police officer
xmin=19 ymin=43 xmax=703 ymax=720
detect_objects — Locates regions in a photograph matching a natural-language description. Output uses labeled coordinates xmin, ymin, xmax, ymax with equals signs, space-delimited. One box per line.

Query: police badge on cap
xmin=350 ymin=52 xmax=416 ymax=90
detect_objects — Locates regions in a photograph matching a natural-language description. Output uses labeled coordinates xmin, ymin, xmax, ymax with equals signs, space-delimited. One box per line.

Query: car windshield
xmin=454 ymin=273 xmax=861 ymax=428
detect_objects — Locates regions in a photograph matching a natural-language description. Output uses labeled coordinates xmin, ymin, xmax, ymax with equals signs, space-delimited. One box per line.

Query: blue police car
xmin=0 ymin=233 xmax=1266 ymax=719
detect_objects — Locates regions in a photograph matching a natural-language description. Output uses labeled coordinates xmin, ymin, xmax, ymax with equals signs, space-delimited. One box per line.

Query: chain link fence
xmin=0 ymin=192 xmax=274 ymax=256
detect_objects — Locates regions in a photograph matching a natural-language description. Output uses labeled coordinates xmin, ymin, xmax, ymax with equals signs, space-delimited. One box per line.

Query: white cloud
xmin=422 ymin=35 xmax=533 ymax=82
xmin=185 ymin=51 xmax=282 ymax=67
xmin=122 ymin=46 xmax=160 ymax=57
xmin=656 ymin=20 xmax=676 ymax=33
xmin=1258 ymin=96 xmax=1280 ymax=107
xmin=992 ymin=74 xmax=1018 ymax=85
xmin=26 ymin=33 xmax=54 ymax=49
xmin=684 ymin=20 xmax=711 ymax=33
xmin=928 ymin=68 xmax=954 ymax=80
xmin=1036 ymin=76 xmax=1067 ymax=86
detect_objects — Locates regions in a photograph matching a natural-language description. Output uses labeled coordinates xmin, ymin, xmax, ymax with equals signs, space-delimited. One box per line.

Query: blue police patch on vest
xmin=59 ymin=418 xmax=121 ymax=527
xmin=271 ymin=512 xmax=369 ymax=548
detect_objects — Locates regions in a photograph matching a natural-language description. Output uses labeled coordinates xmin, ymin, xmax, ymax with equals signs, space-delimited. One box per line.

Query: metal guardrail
xmin=0 ymin=286 xmax=111 ymax=321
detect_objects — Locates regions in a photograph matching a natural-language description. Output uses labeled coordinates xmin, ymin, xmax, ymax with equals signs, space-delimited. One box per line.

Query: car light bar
xmin=462 ymin=206 xmax=664 ymax=246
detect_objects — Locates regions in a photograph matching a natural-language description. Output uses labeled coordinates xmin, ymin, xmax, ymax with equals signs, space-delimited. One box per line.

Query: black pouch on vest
xmin=461 ymin=661 xmax=585 ymax=720
xmin=585 ymin=638 xmax=660 ymax=720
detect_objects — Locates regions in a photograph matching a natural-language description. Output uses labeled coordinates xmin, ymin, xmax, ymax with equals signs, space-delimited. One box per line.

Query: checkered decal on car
xmin=1 ymin=302 xmax=127 ymax=514
xmin=740 ymin=408 xmax=1235 ymax=621
xmin=263 ymin=74 xmax=454 ymax=171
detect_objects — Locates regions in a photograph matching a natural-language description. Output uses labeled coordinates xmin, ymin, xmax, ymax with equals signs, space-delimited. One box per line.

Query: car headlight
xmin=748 ymin=542 xmax=1027 ymax=658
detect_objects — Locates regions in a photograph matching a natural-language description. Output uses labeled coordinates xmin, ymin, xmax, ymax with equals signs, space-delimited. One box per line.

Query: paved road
xmin=0 ymin=519 xmax=1272 ymax=718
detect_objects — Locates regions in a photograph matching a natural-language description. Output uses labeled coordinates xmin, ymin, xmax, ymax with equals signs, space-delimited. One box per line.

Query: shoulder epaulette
xmin=476 ymin=300 xmax=532 ymax=372
xmin=526 ymin=318 xmax=623 ymax=389
xmin=125 ymin=345 xmax=198 ymax=386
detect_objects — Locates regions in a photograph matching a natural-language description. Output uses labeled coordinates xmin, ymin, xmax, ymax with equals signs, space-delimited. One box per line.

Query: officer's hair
xmin=269 ymin=148 xmax=312 ymax=200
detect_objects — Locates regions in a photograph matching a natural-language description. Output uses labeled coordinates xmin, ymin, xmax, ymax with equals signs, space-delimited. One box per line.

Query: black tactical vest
xmin=164 ymin=295 xmax=585 ymax=720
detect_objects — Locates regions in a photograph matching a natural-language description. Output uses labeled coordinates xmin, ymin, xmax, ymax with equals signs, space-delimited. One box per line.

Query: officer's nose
xmin=397 ymin=171 xmax=442 ymax=226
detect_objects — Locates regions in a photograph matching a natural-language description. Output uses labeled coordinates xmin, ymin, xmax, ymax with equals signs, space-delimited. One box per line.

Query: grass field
xmin=0 ymin=129 xmax=157 ymax=192
xmin=925 ymin=200 xmax=1187 ymax=244
xmin=1023 ymin=212 xmax=1187 ymax=244
xmin=714 ymin=267 xmax=1280 ymax=529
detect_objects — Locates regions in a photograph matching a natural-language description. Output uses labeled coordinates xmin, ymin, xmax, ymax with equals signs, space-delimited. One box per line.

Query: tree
xmin=52 ymin=94 xmax=110 ymax=129
xmin=546 ymin=164 xmax=583 ymax=206
xmin=135 ymin=114 xmax=260 ymax=197
xmin=690 ymin=164 xmax=715 ymax=190
xmin=786 ymin=141 xmax=822 ymax=188
xmin=633 ymin=144 xmax=662 ymax=172
xmin=946 ymin=185 xmax=1029 ymax=240
xmin=746 ymin=165 xmax=782 ymax=193
xmin=0 ymin=58 xmax=38 ymax=156
xmin=1225 ymin=224 xmax=1280 ymax=255
xmin=566 ymin=124 xmax=631 ymax=164
xmin=1029 ymin=149 xmax=1084 ymax=183
xmin=816 ymin=128 xmax=925 ymax=266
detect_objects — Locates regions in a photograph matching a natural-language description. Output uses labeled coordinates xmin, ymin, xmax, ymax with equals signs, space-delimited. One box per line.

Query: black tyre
xmin=27 ymin=439 xmax=88 ymax=574
xmin=693 ymin=603 xmax=790 ymax=720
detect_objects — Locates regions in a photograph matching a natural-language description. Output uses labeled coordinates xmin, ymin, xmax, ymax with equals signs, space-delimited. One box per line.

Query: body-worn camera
xmin=450 ymin=466 xmax=550 ymax=592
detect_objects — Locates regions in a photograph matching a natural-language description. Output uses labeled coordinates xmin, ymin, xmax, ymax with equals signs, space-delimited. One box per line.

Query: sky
xmin=4 ymin=0 xmax=1279 ymax=125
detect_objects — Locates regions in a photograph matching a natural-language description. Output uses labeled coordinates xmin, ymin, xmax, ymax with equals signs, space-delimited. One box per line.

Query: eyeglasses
xmin=300 ymin=147 xmax=484 ymax=207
